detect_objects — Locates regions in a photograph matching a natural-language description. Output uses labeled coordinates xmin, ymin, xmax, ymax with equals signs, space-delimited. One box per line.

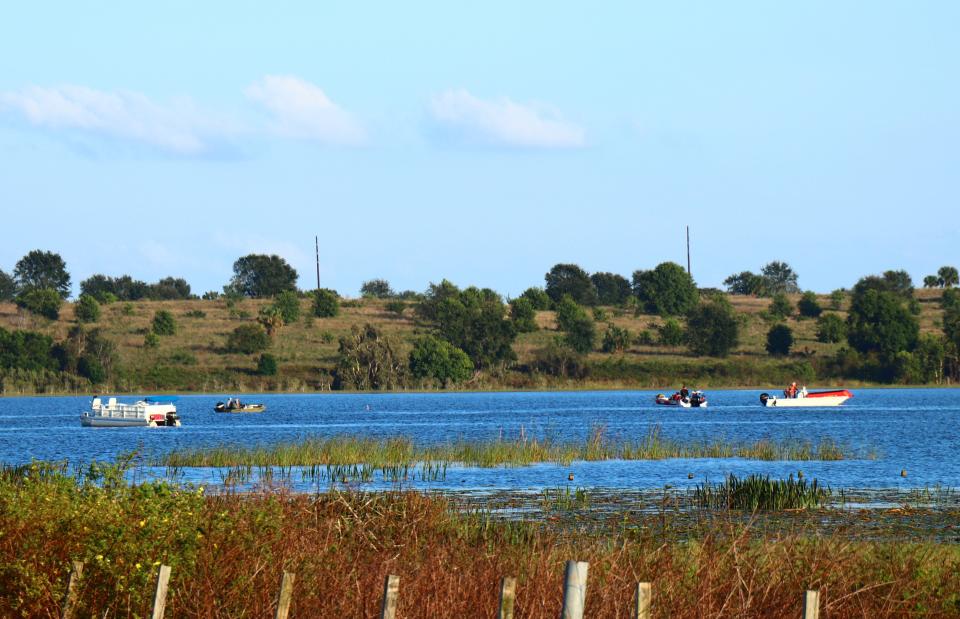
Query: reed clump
xmin=694 ymin=474 xmax=832 ymax=510
xmin=161 ymin=425 xmax=860 ymax=469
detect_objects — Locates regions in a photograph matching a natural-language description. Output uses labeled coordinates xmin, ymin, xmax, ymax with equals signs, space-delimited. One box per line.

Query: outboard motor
xmin=759 ymin=393 xmax=770 ymax=405
xmin=166 ymin=411 xmax=180 ymax=427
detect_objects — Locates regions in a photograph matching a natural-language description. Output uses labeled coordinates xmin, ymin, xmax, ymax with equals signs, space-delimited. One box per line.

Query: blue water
xmin=0 ymin=389 xmax=957 ymax=490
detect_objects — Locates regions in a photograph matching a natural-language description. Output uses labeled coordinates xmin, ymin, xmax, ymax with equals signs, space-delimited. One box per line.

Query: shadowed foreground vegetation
xmin=2 ymin=461 xmax=959 ymax=618
xmin=160 ymin=427 xmax=855 ymax=469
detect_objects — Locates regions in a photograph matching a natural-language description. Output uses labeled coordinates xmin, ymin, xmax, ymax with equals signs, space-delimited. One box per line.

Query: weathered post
xmin=150 ymin=564 xmax=172 ymax=619
xmin=803 ymin=589 xmax=820 ymax=619
xmin=498 ymin=576 xmax=517 ymax=619
xmin=61 ymin=561 xmax=84 ymax=619
xmin=560 ymin=560 xmax=589 ymax=619
xmin=381 ymin=574 xmax=400 ymax=619
xmin=275 ymin=571 xmax=296 ymax=619
xmin=635 ymin=582 xmax=652 ymax=619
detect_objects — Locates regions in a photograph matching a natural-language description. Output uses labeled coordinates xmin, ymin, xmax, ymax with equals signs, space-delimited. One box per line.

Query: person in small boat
xmin=785 ymin=382 xmax=798 ymax=398
xmin=679 ymin=384 xmax=690 ymax=400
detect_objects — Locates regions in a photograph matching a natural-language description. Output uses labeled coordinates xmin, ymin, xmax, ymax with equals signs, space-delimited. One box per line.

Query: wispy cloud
xmin=245 ymin=75 xmax=365 ymax=145
xmin=428 ymin=89 xmax=585 ymax=148
xmin=0 ymin=85 xmax=238 ymax=155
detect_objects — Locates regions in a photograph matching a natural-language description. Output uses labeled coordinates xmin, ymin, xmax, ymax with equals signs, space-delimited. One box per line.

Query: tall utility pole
xmin=686 ymin=226 xmax=691 ymax=276
xmin=315 ymin=236 xmax=321 ymax=291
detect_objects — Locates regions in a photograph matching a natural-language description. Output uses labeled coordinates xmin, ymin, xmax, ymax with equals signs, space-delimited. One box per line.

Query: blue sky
xmin=1 ymin=1 xmax=957 ymax=297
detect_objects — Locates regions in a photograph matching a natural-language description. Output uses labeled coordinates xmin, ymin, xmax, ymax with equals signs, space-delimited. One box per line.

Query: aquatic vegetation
xmin=694 ymin=474 xmax=832 ymax=510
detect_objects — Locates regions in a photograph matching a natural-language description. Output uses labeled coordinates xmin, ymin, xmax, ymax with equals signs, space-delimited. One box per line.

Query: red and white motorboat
xmin=759 ymin=389 xmax=853 ymax=407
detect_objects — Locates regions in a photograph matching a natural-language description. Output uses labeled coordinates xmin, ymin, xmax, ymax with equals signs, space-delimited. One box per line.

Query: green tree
xmin=74 ymin=295 xmax=101 ymax=323
xmin=360 ymin=279 xmax=394 ymax=298
xmin=815 ymin=313 xmax=847 ymax=343
xmin=0 ymin=327 xmax=57 ymax=371
xmin=656 ymin=318 xmax=684 ymax=346
xmin=564 ymin=314 xmax=596 ymax=354
xmin=312 ymin=288 xmax=340 ymax=318
xmin=882 ymin=270 xmax=914 ymax=299
xmin=334 ymin=324 xmax=406 ymax=389
xmin=760 ymin=261 xmax=799 ymax=294
xmin=225 ymin=324 xmax=270 ymax=354
xmin=519 ymin=286 xmax=551 ymax=310
xmin=143 ymin=332 xmax=160 ymax=349
xmin=923 ymin=275 xmax=941 ymax=288
xmin=228 ymin=254 xmax=298 ymax=298
xmin=14 ymin=250 xmax=71 ymax=299
xmin=590 ymin=272 xmax=631 ymax=305
xmin=433 ymin=287 xmax=517 ymax=368
xmin=846 ymin=285 xmax=918 ymax=357
xmin=797 ymin=291 xmax=822 ymax=318
xmin=766 ymin=324 xmax=794 ymax=356
xmin=273 ymin=290 xmax=301 ymax=323
xmin=16 ymin=288 xmax=62 ymax=320
xmin=939 ymin=266 xmax=959 ymax=288
xmin=151 ymin=310 xmax=177 ymax=336
xmin=685 ymin=297 xmax=740 ymax=357
xmin=256 ymin=353 xmax=278 ymax=376
xmin=545 ymin=263 xmax=597 ymax=306
xmin=601 ymin=323 xmax=631 ymax=353
xmin=632 ymin=262 xmax=699 ymax=315
xmin=80 ymin=274 xmax=150 ymax=301
xmin=829 ymin=289 xmax=845 ymax=310
xmin=554 ymin=295 xmax=586 ymax=332
xmin=0 ymin=269 xmax=15 ymax=301
xmin=257 ymin=305 xmax=284 ymax=337
xmin=531 ymin=340 xmax=589 ymax=378
xmin=509 ymin=297 xmax=538 ymax=333
xmin=416 ymin=279 xmax=462 ymax=322
xmin=723 ymin=271 xmax=766 ymax=295
xmin=767 ymin=293 xmax=793 ymax=320
xmin=409 ymin=335 xmax=474 ymax=387
xmin=148 ymin=277 xmax=192 ymax=300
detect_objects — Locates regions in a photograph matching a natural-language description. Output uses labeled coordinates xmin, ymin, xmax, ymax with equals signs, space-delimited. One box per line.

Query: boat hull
xmin=214 ymin=405 xmax=265 ymax=413
xmin=762 ymin=395 xmax=850 ymax=407
xmin=80 ymin=414 xmax=180 ymax=427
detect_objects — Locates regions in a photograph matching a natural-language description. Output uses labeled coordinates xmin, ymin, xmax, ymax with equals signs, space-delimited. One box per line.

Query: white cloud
xmin=245 ymin=75 xmax=365 ymax=145
xmin=0 ymin=85 xmax=236 ymax=155
xmin=428 ymin=89 xmax=585 ymax=148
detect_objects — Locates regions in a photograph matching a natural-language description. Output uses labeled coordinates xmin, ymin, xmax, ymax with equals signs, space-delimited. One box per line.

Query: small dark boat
xmin=214 ymin=398 xmax=265 ymax=413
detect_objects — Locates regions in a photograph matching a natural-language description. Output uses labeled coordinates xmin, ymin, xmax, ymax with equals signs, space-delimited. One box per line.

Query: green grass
xmin=694 ymin=474 xmax=832 ymax=510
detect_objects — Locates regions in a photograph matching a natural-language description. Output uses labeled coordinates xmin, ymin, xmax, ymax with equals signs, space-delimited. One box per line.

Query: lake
xmin=1 ymin=388 xmax=957 ymax=491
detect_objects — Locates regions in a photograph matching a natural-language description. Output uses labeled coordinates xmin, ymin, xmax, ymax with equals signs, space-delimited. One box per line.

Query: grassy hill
xmin=0 ymin=288 xmax=949 ymax=394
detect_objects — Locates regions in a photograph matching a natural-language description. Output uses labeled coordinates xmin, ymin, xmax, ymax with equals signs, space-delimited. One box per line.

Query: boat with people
xmin=214 ymin=397 xmax=265 ymax=413
xmin=80 ymin=396 xmax=181 ymax=427
xmin=760 ymin=382 xmax=853 ymax=407
xmin=654 ymin=387 xmax=708 ymax=408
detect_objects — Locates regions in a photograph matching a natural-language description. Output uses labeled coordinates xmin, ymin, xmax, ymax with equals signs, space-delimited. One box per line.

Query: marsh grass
xmin=694 ymin=473 xmax=832 ymax=510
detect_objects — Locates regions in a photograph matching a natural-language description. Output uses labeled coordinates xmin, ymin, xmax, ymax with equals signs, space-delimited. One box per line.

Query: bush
xmin=766 ymin=324 xmax=794 ymax=356
xmin=226 ymin=324 xmax=270 ymax=354
xmin=545 ymin=264 xmax=597 ymax=306
xmin=408 ymin=335 xmax=474 ymax=387
xmin=519 ymin=287 xmax=551 ymax=310
xmin=312 ymin=288 xmax=340 ymax=318
xmin=815 ymin=314 xmax=847 ymax=343
xmin=829 ymin=289 xmax=845 ymax=310
xmin=319 ymin=330 xmax=335 ymax=344
xmin=15 ymin=288 xmax=62 ymax=320
xmin=334 ymin=324 xmax=406 ymax=389
xmin=273 ymin=290 xmax=301 ymax=323
xmin=554 ymin=295 xmax=586 ymax=332
xmin=509 ymin=297 xmax=538 ymax=333
xmin=767 ymin=293 xmax=793 ymax=320
xmin=151 ymin=310 xmax=177 ymax=336
xmin=601 ymin=324 xmax=631 ymax=353
xmin=360 ymin=279 xmax=394 ymax=299
xmin=592 ymin=307 xmax=608 ymax=322
xmin=184 ymin=309 xmax=206 ymax=318
xmin=797 ymin=292 xmax=822 ymax=318
xmin=686 ymin=297 xmax=740 ymax=357
xmin=564 ymin=315 xmax=596 ymax=354
xmin=657 ymin=319 xmax=684 ymax=346
xmin=73 ymin=295 xmax=101 ymax=323
xmin=256 ymin=353 xmax=278 ymax=376
xmin=531 ymin=340 xmax=588 ymax=378
xmin=636 ymin=329 xmax=654 ymax=346
xmin=121 ymin=303 xmax=135 ymax=316
xmin=77 ymin=355 xmax=106 ymax=383
xmin=168 ymin=349 xmax=197 ymax=366
xmin=143 ymin=332 xmax=160 ymax=349
xmin=632 ymin=262 xmax=699 ymax=316
xmin=385 ymin=300 xmax=407 ymax=316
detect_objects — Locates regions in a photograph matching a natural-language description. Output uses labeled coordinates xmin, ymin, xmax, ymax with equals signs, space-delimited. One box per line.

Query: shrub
xmin=509 ymin=297 xmax=538 ymax=333
xmin=273 ymin=290 xmax=301 ymax=323
xmin=545 ymin=264 xmax=597 ymax=306
xmin=257 ymin=306 xmax=284 ymax=337
xmin=385 ymin=300 xmax=407 ymax=316
xmin=601 ymin=324 xmax=631 ymax=353
xmin=360 ymin=279 xmax=394 ymax=298
xmin=797 ymin=292 xmax=822 ymax=318
xmin=312 ymin=288 xmax=340 ymax=318
xmin=766 ymin=324 xmax=794 ymax=356
xmin=767 ymin=293 xmax=793 ymax=320
xmin=226 ymin=324 xmax=270 ymax=354
xmin=564 ymin=315 xmax=596 ymax=354
xmin=77 ymin=355 xmax=106 ymax=383
xmin=100 ymin=292 xmax=118 ymax=304
xmin=15 ymin=288 xmax=62 ymax=320
xmin=74 ymin=295 xmax=101 ymax=323
xmin=334 ymin=324 xmax=406 ymax=389
xmin=121 ymin=302 xmax=135 ymax=316
xmin=531 ymin=340 xmax=589 ymax=378
xmin=257 ymin=353 xmax=278 ymax=376
xmin=657 ymin=319 xmax=684 ymax=346
xmin=319 ymin=330 xmax=335 ymax=344
xmin=168 ymin=349 xmax=197 ymax=366
xmin=555 ymin=295 xmax=587 ymax=332
xmin=632 ymin=262 xmax=699 ymax=315
xmin=592 ymin=307 xmax=608 ymax=322
xmin=184 ymin=309 xmax=206 ymax=318
xmin=815 ymin=314 xmax=847 ymax=343
xmin=636 ymin=329 xmax=654 ymax=346
xmin=686 ymin=297 xmax=740 ymax=357
xmin=519 ymin=287 xmax=551 ymax=310
xmin=143 ymin=332 xmax=160 ymax=349
xmin=408 ymin=335 xmax=474 ymax=387
xmin=151 ymin=310 xmax=177 ymax=336
xmin=829 ymin=289 xmax=845 ymax=310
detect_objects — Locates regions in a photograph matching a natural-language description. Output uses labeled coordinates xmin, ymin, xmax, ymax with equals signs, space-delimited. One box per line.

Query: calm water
xmin=0 ymin=389 xmax=957 ymax=491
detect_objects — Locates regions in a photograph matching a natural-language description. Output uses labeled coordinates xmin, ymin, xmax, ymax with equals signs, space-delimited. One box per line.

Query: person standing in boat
xmin=785 ymin=382 xmax=798 ymax=398
xmin=679 ymin=384 xmax=690 ymax=400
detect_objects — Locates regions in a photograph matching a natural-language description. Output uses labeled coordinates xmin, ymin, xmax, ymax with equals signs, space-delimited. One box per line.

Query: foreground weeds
xmin=1 ymin=461 xmax=959 ymax=618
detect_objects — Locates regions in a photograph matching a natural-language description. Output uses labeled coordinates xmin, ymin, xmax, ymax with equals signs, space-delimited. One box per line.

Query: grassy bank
xmin=0 ymin=288 xmax=950 ymax=395
xmin=160 ymin=427 xmax=856 ymax=470
xmin=2 ymin=462 xmax=958 ymax=618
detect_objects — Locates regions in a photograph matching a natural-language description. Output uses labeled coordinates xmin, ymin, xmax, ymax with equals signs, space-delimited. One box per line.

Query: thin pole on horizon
xmin=315 ymin=236 xmax=320 ymax=291
xmin=686 ymin=226 xmax=691 ymax=276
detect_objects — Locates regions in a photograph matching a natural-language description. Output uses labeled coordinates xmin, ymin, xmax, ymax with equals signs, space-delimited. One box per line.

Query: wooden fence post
xmin=635 ymin=582 xmax=652 ymax=619
xmin=61 ymin=561 xmax=84 ymax=619
xmin=498 ymin=576 xmax=517 ymax=619
xmin=150 ymin=564 xmax=172 ymax=619
xmin=275 ymin=571 xmax=296 ymax=619
xmin=560 ymin=560 xmax=589 ymax=619
xmin=803 ymin=589 xmax=820 ymax=619
xmin=381 ymin=574 xmax=400 ymax=619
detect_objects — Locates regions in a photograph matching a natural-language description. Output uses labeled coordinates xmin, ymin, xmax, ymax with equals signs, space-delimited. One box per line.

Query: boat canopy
xmin=144 ymin=396 xmax=179 ymax=403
